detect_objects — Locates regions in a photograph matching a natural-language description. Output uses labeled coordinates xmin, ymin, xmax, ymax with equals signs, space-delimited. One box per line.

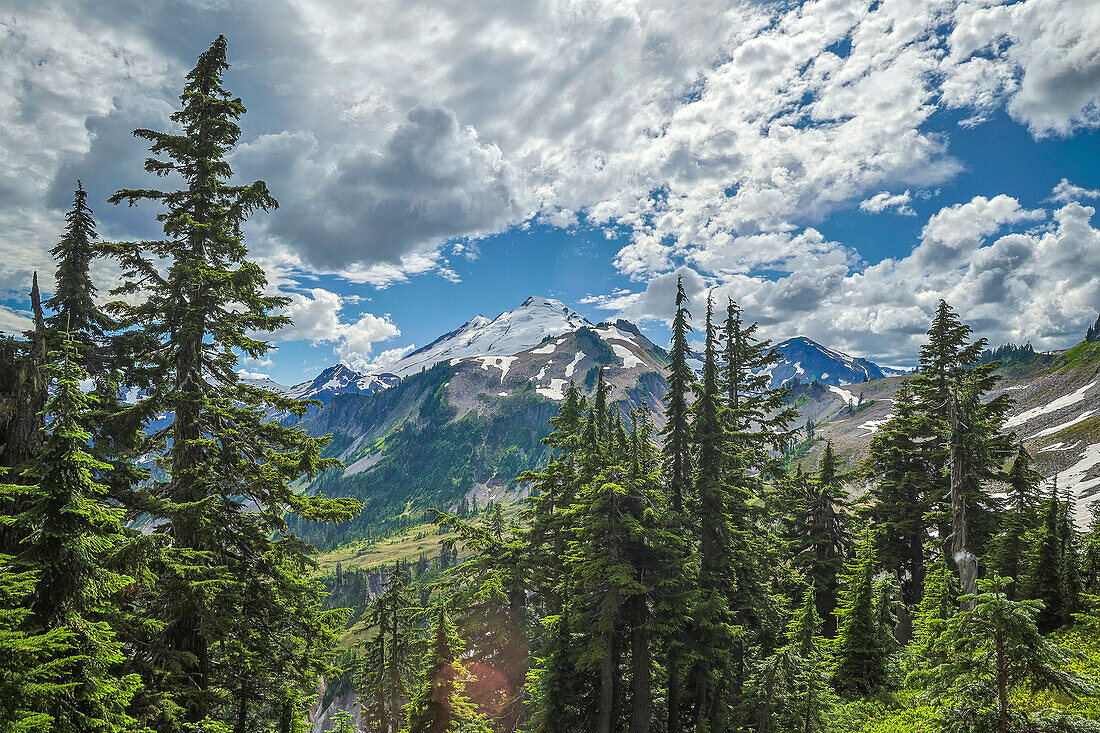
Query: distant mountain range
xmin=247 ymin=297 xmax=906 ymax=409
xmin=263 ymin=295 xmax=926 ymax=548
xmin=766 ymin=336 xmax=909 ymax=388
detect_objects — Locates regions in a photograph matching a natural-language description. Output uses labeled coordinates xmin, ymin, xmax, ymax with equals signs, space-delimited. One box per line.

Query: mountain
xmin=291 ymin=312 xmax=669 ymax=548
xmin=280 ymin=295 xmax=1099 ymax=551
xmin=789 ymin=339 xmax=1100 ymax=528
xmin=766 ymin=336 xmax=907 ymax=388
xmin=384 ymin=296 xmax=592 ymax=377
xmin=283 ymin=364 xmax=400 ymax=403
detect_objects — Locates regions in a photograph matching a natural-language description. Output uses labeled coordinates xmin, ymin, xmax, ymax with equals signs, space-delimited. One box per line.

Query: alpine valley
xmin=262 ymin=296 xmax=1100 ymax=554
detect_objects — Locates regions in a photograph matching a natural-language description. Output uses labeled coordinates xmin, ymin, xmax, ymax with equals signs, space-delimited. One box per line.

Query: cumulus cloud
xmin=915 ymin=195 xmax=1043 ymax=270
xmin=236 ymin=106 xmax=525 ymax=275
xmin=945 ymin=0 xmax=1100 ymax=136
xmin=0 ymin=6 xmax=172 ymax=302
xmin=4 ymin=0 xmax=1100 ymax=362
xmin=860 ymin=190 xmax=915 ymax=216
xmin=268 ymin=288 xmax=401 ymax=362
xmin=603 ymin=189 xmax=1100 ymax=365
xmin=1051 ymin=178 xmax=1100 ymax=203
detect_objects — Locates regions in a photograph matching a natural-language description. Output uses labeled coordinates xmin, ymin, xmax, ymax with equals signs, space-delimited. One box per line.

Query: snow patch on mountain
xmin=565 ymin=351 xmax=584 ymax=378
xmin=385 ymin=296 xmax=591 ymax=378
xmin=537 ymin=378 xmax=568 ymax=400
xmin=1004 ymin=380 xmax=1099 ymax=430
xmin=828 ymin=385 xmax=858 ymax=405
xmin=475 ymin=355 xmax=518 ymax=383
xmin=611 ymin=343 xmax=642 ymax=370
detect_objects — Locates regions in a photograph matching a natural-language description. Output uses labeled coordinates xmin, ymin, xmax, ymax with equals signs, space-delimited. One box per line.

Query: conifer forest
xmin=3 ymin=29 xmax=1100 ymax=733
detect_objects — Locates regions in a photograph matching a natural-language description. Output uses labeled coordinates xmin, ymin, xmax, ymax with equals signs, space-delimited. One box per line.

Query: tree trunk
xmin=667 ymin=652 xmax=681 ymax=733
xmin=628 ymin=595 xmax=651 ymax=733
xmin=691 ymin=666 xmax=708 ymax=730
xmin=598 ymin=635 xmax=616 ymax=733
xmin=235 ymin=688 xmax=248 ymax=733
xmin=996 ymin=628 xmax=1008 ymax=733
xmin=949 ymin=395 xmax=979 ymax=610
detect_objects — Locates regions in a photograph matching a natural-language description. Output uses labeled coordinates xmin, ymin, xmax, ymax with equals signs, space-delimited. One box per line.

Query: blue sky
xmin=2 ymin=0 xmax=1099 ymax=383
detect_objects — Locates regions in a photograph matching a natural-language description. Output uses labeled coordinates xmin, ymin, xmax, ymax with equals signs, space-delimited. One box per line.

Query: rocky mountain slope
xmin=286 ymin=295 xmax=1100 ymax=548
xmin=290 ymin=301 xmax=668 ymax=549
xmin=792 ymin=340 xmax=1100 ymax=527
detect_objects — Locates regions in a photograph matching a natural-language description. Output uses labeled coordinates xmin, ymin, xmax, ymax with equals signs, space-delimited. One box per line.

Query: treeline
xmin=343 ymin=281 xmax=1100 ymax=732
xmin=1 ymin=38 xmax=360 ymax=732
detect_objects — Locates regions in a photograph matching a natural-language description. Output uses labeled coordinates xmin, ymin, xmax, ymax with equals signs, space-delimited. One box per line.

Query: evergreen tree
xmin=864 ymin=382 xmax=933 ymax=617
xmin=791 ymin=443 xmax=851 ymax=636
xmin=0 ymin=276 xmax=48 ymax=555
xmin=832 ymin=532 xmax=893 ymax=695
xmin=929 ymin=576 xmax=1095 ymax=733
xmin=105 ymin=36 xmax=360 ymax=730
xmin=44 ymin=182 xmax=116 ymax=368
xmin=657 ymin=275 xmax=694 ymax=733
xmin=1020 ymin=491 xmax=1065 ymax=633
xmin=360 ymin=563 xmax=419 ymax=733
xmin=715 ymin=296 xmax=795 ymax=706
xmin=911 ymin=300 xmax=1011 ymax=603
xmin=988 ymin=445 xmax=1042 ymax=595
xmin=2 ymin=335 xmax=141 ymax=731
xmin=687 ymin=294 xmax=740 ymax=728
xmin=911 ymin=555 xmax=956 ymax=668
xmin=1086 ymin=312 xmax=1100 ymax=343
xmin=744 ymin=586 xmax=836 ymax=733
xmin=403 ymin=608 xmax=491 ymax=733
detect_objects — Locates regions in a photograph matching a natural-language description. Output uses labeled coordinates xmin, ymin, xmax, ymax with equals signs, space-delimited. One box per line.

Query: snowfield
xmin=1004 ymin=380 xmax=1098 ymax=430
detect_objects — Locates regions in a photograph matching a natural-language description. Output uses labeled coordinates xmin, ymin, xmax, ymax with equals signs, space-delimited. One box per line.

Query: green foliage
xmin=101 ymin=36 xmax=359 ymax=731
xmin=403 ymin=608 xmax=491 ymax=733
xmin=833 ymin=532 xmax=895 ymax=696
xmin=0 ymin=556 xmax=77 ymax=733
xmin=928 ymin=576 xmax=1096 ymax=733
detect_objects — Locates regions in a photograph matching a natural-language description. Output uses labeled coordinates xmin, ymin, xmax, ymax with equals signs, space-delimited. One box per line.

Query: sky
xmin=2 ymin=0 xmax=1099 ymax=384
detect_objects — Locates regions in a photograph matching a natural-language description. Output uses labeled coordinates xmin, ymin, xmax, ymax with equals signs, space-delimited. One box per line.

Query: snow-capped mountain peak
xmin=765 ymin=336 xmax=906 ymax=388
xmin=384 ymin=296 xmax=592 ymax=378
xmin=282 ymin=363 xmax=399 ymax=403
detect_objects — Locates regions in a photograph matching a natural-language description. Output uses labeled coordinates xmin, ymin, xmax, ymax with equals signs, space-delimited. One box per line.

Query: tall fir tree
xmin=359 ymin=563 xmax=419 ymax=733
xmin=658 ymin=275 xmax=695 ymax=733
xmin=2 ymin=335 xmax=141 ymax=731
xmin=791 ymin=442 xmax=851 ymax=636
xmin=911 ymin=300 xmax=1011 ymax=604
xmin=44 ymin=182 xmax=116 ymax=367
xmin=717 ymin=296 xmax=795 ymax=706
xmin=105 ymin=36 xmax=359 ymax=730
xmin=988 ymin=445 xmax=1042 ymax=596
xmin=403 ymin=608 xmax=491 ymax=733
xmin=832 ymin=531 xmax=893 ymax=696
xmin=864 ymin=382 xmax=933 ymax=618
xmin=687 ymin=294 xmax=740 ymax=729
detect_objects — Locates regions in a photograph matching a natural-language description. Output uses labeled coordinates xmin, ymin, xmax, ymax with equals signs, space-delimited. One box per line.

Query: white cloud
xmin=860 ymin=190 xmax=915 ymax=216
xmin=4 ymin=0 xmax=1100 ymax=366
xmin=0 ymin=305 xmax=32 ymax=336
xmin=1051 ymin=178 xmax=1100 ymax=204
xmin=606 ymin=190 xmax=1100 ymax=365
xmin=945 ymin=0 xmax=1100 ymax=137
xmin=345 ymin=344 xmax=417 ymax=374
xmin=269 ymin=288 xmax=401 ymax=362
xmin=914 ymin=194 xmax=1044 ymax=270
xmin=236 ymin=369 xmax=271 ymax=380
xmin=0 ymin=6 xmax=172 ymax=298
